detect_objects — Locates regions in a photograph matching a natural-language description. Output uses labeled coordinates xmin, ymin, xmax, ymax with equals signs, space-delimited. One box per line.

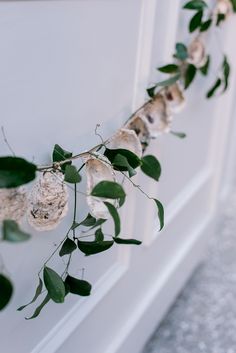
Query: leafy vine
xmin=0 ymin=0 xmax=235 ymax=317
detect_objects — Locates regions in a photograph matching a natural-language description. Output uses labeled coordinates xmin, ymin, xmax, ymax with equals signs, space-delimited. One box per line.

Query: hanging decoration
xmin=0 ymin=0 xmax=235 ymax=318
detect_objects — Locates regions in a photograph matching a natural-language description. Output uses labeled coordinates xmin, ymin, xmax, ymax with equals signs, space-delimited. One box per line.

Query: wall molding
xmin=103 ymin=215 xmax=213 ymax=353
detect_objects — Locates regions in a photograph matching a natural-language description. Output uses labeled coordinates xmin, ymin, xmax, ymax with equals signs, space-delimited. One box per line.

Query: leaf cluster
xmin=206 ymin=56 xmax=230 ymax=98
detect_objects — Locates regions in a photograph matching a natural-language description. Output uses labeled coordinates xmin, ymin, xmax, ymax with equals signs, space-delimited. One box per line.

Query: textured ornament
xmin=0 ymin=187 xmax=28 ymax=223
xmin=161 ymin=83 xmax=186 ymax=114
xmin=125 ymin=116 xmax=151 ymax=152
xmin=85 ymin=154 xmax=116 ymax=219
xmin=187 ymin=36 xmax=207 ymax=68
xmin=136 ymin=93 xmax=173 ymax=137
xmin=27 ymin=171 xmax=68 ymax=231
xmin=108 ymin=128 xmax=143 ymax=158
xmin=214 ymin=0 xmax=233 ymax=19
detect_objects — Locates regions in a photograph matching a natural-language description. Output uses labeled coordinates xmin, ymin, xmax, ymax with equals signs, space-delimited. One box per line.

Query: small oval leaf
xmin=59 ymin=238 xmax=77 ymax=257
xmin=52 ymin=144 xmax=72 ymax=172
xmin=183 ymin=0 xmax=207 ymax=10
xmin=156 ymin=74 xmax=181 ymax=88
xmin=64 ymin=165 xmax=81 ymax=184
xmin=0 ymin=274 xmax=13 ymax=311
xmin=104 ymin=148 xmax=141 ymax=170
xmin=104 ymin=202 xmax=120 ymax=237
xmin=113 ymin=237 xmax=142 ymax=245
xmin=189 ymin=10 xmax=203 ymax=33
xmin=65 ymin=275 xmax=92 ymax=296
xmin=43 ymin=267 xmax=65 ymax=303
xmin=3 ymin=220 xmax=30 ymax=242
xmin=77 ymin=239 xmax=114 ymax=256
xmin=0 ymin=156 xmax=36 ymax=188
xmin=112 ymin=154 xmax=137 ymax=178
xmin=184 ymin=64 xmax=197 ymax=90
xmin=141 ymin=155 xmax=161 ymax=182
xmin=91 ymin=181 xmax=126 ymax=200
xmin=174 ymin=43 xmax=188 ymax=61
xmin=206 ymin=78 xmax=222 ymax=98
xmin=157 ymin=64 xmax=179 ymax=73
xmin=147 ymin=86 xmax=157 ymax=98
xmin=153 ymin=198 xmax=165 ymax=231
xmin=95 ymin=228 xmax=104 ymax=242
xmin=170 ymin=131 xmax=187 ymax=139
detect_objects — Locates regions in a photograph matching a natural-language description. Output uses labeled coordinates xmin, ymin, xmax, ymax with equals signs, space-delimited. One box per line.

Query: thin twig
xmin=120 ymin=171 xmax=152 ymax=200
xmin=73 ymin=184 xmax=77 ymax=240
xmin=36 ymin=95 xmax=153 ymax=173
xmin=61 ymin=253 xmax=72 ymax=279
xmin=95 ymin=124 xmax=105 ymax=145
xmin=1 ymin=126 xmax=15 ymax=156
xmin=37 ymin=227 xmax=71 ymax=275
xmin=61 ymin=183 xmax=78 ymax=278
xmin=37 ymin=141 xmax=110 ymax=172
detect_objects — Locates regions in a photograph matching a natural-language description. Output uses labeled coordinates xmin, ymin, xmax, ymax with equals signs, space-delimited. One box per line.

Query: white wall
xmin=0 ymin=1 xmax=236 ymax=353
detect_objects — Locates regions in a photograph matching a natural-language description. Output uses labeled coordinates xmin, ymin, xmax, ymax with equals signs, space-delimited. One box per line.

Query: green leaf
xmin=59 ymin=238 xmax=77 ymax=257
xmin=52 ymin=144 xmax=72 ymax=172
xmin=153 ymin=199 xmax=164 ymax=231
xmin=170 ymin=131 xmax=187 ymax=139
xmin=81 ymin=214 xmax=97 ymax=227
xmin=223 ymin=56 xmax=230 ymax=92
xmin=183 ymin=0 xmax=207 ymax=10
xmin=25 ymin=294 xmax=50 ymax=320
xmin=0 ymin=156 xmax=36 ymax=189
xmin=216 ymin=13 xmax=225 ymax=26
xmin=52 ymin=144 xmax=72 ymax=163
xmin=2 ymin=220 xmax=30 ymax=242
xmin=174 ymin=43 xmax=188 ymax=60
xmin=95 ymin=228 xmax=104 ymax=242
xmin=104 ymin=148 xmax=141 ymax=171
xmin=77 ymin=239 xmax=114 ymax=256
xmin=147 ymin=86 xmax=157 ymax=98
xmin=206 ymin=78 xmax=222 ymax=98
xmin=89 ymin=218 xmax=107 ymax=230
xmin=17 ymin=278 xmax=43 ymax=311
xmin=64 ymin=165 xmax=81 ymax=184
xmin=184 ymin=64 xmax=197 ymax=90
xmin=72 ymin=213 xmax=97 ymax=230
xmin=113 ymin=237 xmax=142 ymax=245
xmin=199 ymin=55 xmax=210 ymax=76
xmin=156 ymin=74 xmax=181 ymax=88
xmin=230 ymin=0 xmax=236 ymax=12
xmin=104 ymin=202 xmax=120 ymax=237
xmin=189 ymin=10 xmax=203 ymax=32
xmin=91 ymin=181 xmax=126 ymax=200
xmin=65 ymin=275 xmax=92 ymax=296
xmin=157 ymin=64 xmax=179 ymax=73
xmin=43 ymin=267 xmax=65 ymax=303
xmin=0 ymin=274 xmax=13 ymax=311
xmin=118 ymin=195 xmax=126 ymax=208
xmin=141 ymin=155 xmax=161 ymax=182
xmin=112 ymin=154 xmax=137 ymax=178
xmin=200 ymin=18 xmax=212 ymax=32
xmin=72 ymin=216 xmax=106 ymax=232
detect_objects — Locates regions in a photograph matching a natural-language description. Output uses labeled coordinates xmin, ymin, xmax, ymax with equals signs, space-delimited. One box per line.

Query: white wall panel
xmin=0 ymin=1 xmax=236 ymax=353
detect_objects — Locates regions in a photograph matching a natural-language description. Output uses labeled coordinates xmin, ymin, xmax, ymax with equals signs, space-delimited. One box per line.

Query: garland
xmin=0 ymin=0 xmax=235 ymax=318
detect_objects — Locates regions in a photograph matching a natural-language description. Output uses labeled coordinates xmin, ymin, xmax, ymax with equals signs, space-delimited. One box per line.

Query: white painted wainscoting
xmin=0 ymin=1 xmax=236 ymax=353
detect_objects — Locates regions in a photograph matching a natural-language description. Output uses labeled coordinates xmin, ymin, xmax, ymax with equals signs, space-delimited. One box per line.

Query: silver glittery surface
xmin=143 ymin=191 xmax=236 ymax=353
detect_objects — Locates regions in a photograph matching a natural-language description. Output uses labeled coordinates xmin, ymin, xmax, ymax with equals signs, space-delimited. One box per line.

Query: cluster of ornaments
xmin=0 ymin=82 xmax=185 ymax=230
xmin=0 ymin=0 xmax=234 ymax=232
